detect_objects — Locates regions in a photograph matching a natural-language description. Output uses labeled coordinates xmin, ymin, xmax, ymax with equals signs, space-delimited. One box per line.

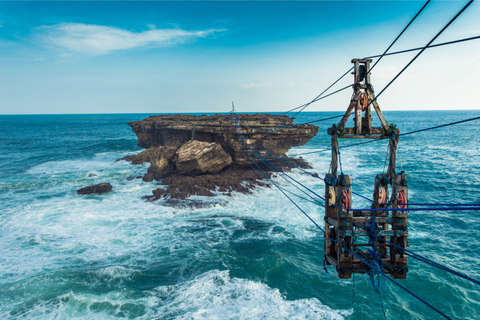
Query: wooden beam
xmin=339 ymin=230 xmax=407 ymax=237
xmin=337 ymin=96 xmax=357 ymax=132
xmin=366 ymin=88 xmax=390 ymax=132
xmin=328 ymin=127 xmax=399 ymax=136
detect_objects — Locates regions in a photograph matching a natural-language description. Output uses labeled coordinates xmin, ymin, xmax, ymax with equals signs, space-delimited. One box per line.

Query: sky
xmin=0 ymin=1 xmax=479 ymax=115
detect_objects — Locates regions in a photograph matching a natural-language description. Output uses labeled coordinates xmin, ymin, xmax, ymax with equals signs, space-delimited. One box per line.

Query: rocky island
xmin=121 ymin=114 xmax=318 ymax=203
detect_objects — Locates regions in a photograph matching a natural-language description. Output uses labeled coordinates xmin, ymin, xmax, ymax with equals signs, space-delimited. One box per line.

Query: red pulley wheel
xmin=378 ymin=187 xmax=386 ymax=205
xmin=341 ymin=190 xmax=350 ymax=211
xmin=398 ymin=190 xmax=407 ymax=209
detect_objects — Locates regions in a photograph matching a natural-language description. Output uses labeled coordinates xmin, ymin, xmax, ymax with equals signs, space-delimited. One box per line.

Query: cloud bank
xmin=35 ymin=23 xmax=224 ymax=55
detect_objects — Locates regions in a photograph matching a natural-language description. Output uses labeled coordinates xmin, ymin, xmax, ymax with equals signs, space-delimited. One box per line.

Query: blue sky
xmin=0 ymin=1 xmax=479 ymax=114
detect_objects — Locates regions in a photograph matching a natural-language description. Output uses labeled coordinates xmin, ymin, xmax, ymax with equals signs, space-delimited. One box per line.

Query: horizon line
xmin=2 ymin=109 xmax=480 ymax=116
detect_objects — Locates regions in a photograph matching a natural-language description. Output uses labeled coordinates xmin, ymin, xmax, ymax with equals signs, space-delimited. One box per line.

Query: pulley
xmin=358 ymin=64 xmax=367 ymax=82
xmin=341 ymin=190 xmax=350 ymax=211
xmin=397 ymin=190 xmax=407 ymax=209
xmin=378 ymin=186 xmax=387 ymax=205
xmin=359 ymin=92 xmax=369 ymax=111
xmin=328 ymin=186 xmax=336 ymax=206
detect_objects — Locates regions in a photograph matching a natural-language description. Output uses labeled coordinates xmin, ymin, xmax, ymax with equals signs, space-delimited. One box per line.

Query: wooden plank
xmin=365 ymin=59 xmax=371 ymax=86
xmin=339 ymin=230 xmax=407 ymax=237
xmin=331 ymin=135 xmax=338 ymax=179
xmin=351 ymin=216 xmax=394 ymax=223
xmin=339 ymin=134 xmax=384 ymax=139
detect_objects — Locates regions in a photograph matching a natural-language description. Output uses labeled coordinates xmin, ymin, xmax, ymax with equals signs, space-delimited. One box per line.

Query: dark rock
xmin=144 ymin=158 xmax=310 ymax=201
xmin=77 ymin=183 xmax=112 ymax=195
xmin=126 ymin=176 xmax=135 ymax=181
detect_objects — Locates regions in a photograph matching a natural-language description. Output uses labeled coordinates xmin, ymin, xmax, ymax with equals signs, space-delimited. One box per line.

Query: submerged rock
xmin=77 ymin=183 xmax=112 ymax=195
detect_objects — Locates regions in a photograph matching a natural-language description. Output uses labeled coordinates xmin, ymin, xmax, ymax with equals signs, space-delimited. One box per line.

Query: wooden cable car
xmin=324 ymin=59 xmax=408 ymax=279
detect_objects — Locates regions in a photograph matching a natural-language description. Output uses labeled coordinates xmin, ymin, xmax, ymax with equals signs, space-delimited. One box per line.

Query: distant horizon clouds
xmin=34 ymin=23 xmax=226 ymax=55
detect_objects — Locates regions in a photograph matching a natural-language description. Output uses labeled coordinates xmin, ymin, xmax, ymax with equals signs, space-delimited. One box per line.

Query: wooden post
xmin=387 ymin=137 xmax=398 ymax=179
xmin=355 ymin=96 xmax=362 ymax=135
xmin=338 ymin=97 xmax=357 ymax=133
xmin=331 ymin=134 xmax=338 ymax=180
xmin=364 ymin=59 xmax=371 ymax=86
xmin=392 ymin=172 xmax=408 ymax=279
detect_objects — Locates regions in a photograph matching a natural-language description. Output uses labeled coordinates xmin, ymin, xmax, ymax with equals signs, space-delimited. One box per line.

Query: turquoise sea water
xmin=1 ymin=111 xmax=480 ymax=319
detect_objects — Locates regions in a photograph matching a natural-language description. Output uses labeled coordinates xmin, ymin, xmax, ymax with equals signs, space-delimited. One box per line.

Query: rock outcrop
xmin=127 ymin=114 xmax=318 ymax=166
xmin=77 ymin=183 xmax=112 ymax=195
xmin=121 ymin=113 xmax=319 ymax=203
xmin=175 ymin=140 xmax=232 ymax=175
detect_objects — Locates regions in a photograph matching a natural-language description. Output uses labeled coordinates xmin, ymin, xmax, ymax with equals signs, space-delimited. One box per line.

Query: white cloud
xmin=242 ymin=82 xmax=273 ymax=89
xmin=34 ymin=23 xmax=224 ymax=55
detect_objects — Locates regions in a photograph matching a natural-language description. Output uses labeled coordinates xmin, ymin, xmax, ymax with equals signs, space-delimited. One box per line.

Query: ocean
xmin=1 ymin=111 xmax=479 ymax=319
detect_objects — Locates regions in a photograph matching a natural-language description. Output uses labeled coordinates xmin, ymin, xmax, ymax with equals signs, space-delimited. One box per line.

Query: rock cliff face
xmin=123 ymin=114 xmax=319 ymax=203
xmin=128 ymin=114 xmax=318 ymax=166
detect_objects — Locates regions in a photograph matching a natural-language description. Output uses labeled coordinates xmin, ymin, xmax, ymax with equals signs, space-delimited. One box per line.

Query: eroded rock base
xmin=143 ymin=158 xmax=312 ymax=202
